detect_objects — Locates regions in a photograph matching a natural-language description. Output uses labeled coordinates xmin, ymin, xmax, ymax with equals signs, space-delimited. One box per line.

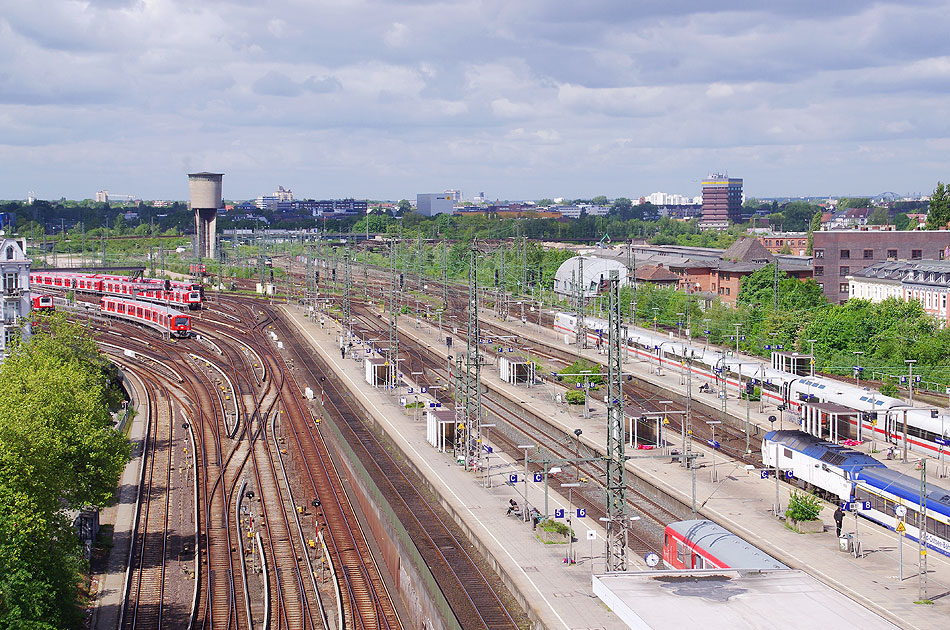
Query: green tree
xmin=926 ymin=182 xmax=950 ymax=230
xmin=838 ymin=197 xmax=870 ymax=210
xmin=782 ymin=201 xmax=821 ymax=232
xmin=0 ymin=314 xmax=130 ymax=627
xmin=894 ymin=212 xmax=911 ymax=230
xmin=536 ymin=199 xmax=554 ymax=207
xmin=806 ymin=210 xmax=823 ymax=255
xmin=590 ymin=195 xmax=608 ymax=206
xmin=867 ymin=207 xmax=890 ymax=225
xmin=396 ymin=199 xmax=412 ymax=215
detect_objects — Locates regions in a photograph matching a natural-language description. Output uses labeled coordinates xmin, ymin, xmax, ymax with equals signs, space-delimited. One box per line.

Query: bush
xmin=565 ymin=390 xmax=586 ymax=405
xmin=541 ymin=519 xmax=572 ymax=536
xmin=880 ymin=379 xmax=898 ymax=397
xmin=785 ymin=490 xmax=823 ymax=522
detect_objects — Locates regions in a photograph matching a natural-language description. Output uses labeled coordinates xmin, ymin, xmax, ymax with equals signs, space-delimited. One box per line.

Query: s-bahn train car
xmin=663 ymin=519 xmax=786 ymax=570
xmin=29 ymin=271 xmax=202 ymax=310
xmin=190 ymin=263 xmax=207 ymax=276
xmin=100 ymin=296 xmax=192 ymax=338
xmin=31 ymin=294 xmax=54 ymax=311
xmin=552 ymin=310 xmax=950 ymax=458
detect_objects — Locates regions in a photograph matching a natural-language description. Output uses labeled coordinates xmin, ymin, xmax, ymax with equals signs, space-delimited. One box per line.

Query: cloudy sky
xmin=3 ymin=0 xmax=950 ymax=202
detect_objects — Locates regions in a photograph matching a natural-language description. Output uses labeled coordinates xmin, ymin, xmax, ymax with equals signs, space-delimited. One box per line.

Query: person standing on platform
xmin=834 ymin=505 xmax=844 ymax=537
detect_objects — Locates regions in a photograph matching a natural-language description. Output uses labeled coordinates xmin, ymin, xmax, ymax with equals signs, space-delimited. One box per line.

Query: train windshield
xmin=174 ymin=317 xmax=189 ymax=328
xmin=188 ymin=292 xmax=200 ymax=301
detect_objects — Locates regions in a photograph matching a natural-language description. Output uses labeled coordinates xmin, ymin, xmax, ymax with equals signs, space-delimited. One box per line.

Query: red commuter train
xmin=29 ymin=271 xmax=202 ymax=310
xmin=100 ymin=296 xmax=192 ymax=338
xmin=663 ymin=520 xmax=786 ymax=570
xmin=31 ymin=295 xmax=54 ymax=311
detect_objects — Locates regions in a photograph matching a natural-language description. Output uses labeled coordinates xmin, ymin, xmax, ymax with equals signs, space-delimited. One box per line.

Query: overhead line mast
xmin=455 ymin=241 xmax=483 ymax=472
xmin=605 ymin=269 xmax=628 ymax=571
xmin=388 ymin=239 xmax=399 ymax=390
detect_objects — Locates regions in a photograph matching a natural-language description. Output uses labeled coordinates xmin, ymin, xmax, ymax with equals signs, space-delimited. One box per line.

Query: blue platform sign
xmin=760 ymin=470 xmax=771 ymax=479
xmin=508 ymin=474 xmax=518 ymax=484
xmin=576 ymin=383 xmax=583 ymax=389
xmin=841 ymin=501 xmax=851 ymax=511
xmin=483 ymin=445 xmax=493 ymax=454
xmin=554 ymin=508 xmax=565 ymax=519
xmin=777 ymin=344 xmax=784 ymax=350
xmin=936 ymin=437 xmax=950 ymax=446
xmin=407 ymin=387 xmax=413 ymax=393
xmin=704 ymin=330 xmax=710 ymax=335
xmin=785 ymin=470 xmax=794 ymax=479
xmin=765 ymin=345 xmax=772 ymax=350
xmin=577 ymin=508 xmax=586 ymax=518
xmin=863 ymin=501 xmax=872 ymax=510
xmin=421 ymin=387 xmax=427 ymax=393
xmin=533 ymin=473 xmax=543 ymax=482
xmin=365 ymin=348 xmax=371 ymax=354
xmin=707 ymin=440 xmax=721 ymax=449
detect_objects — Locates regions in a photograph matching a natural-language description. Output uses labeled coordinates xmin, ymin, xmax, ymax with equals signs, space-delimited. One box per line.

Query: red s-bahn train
xmin=100 ymin=296 xmax=192 ymax=338
xmin=31 ymin=294 xmax=54 ymax=311
xmin=663 ymin=520 xmax=786 ymax=570
xmin=29 ymin=271 xmax=202 ymax=310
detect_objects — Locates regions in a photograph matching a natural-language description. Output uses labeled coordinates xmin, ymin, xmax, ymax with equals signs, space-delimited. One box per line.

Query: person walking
xmin=834 ymin=505 xmax=844 ymax=537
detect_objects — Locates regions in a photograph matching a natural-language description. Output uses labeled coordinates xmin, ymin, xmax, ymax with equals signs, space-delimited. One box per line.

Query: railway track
xmin=266 ymin=304 xmax=523 ymax=630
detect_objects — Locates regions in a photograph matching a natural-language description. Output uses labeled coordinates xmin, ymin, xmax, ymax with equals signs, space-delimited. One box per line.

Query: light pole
xmin=734 ymin=323 xmax=741 ymax=355
xmin=481 ymin=423 xmax=496 ymax=487
xmin=660 ymin=400 xmax=672 ymax=453
xmin=562 ymin=483 xmax=580 ymax=564
xmin=652 ymin=307 xmax=659 ymax=337
xmin=853 ymin=351 xmax=864 ymax=386
xmin=703 ymin=318 xmax=711 ymax=350
xmin=904 ymin=360 xmax=917 ymax=463
xmin=518 ymin=445 xmax=534 ymax=522
xmin=807 ymin=339 xmax=817 ymax=376
xmin=579 ymin=370 xmax=593 ymax=419
xmin=676 ymin=312 xmax=684 ymax=340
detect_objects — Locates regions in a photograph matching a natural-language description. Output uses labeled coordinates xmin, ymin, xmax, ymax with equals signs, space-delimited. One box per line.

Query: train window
xmin=664 ymin=534 xmax=669 ymax=548
xmin=784 ymin=448 xmax=793 ymax=459
xmin=676 ymin=541 xmax=685 ymax=564
xmin=693 ymin=555 xmax=705 ymax=569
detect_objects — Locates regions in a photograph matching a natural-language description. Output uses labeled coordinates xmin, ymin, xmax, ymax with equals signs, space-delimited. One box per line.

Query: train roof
xmin=101 ymin=295 xmax=187 ymax=317
xmin=764 ymin=430 xmax=886 ymax=473
xmin=853 ymin=467 xmax=950 ymax=515
xmin=667 ymin=520 xmax=786 ymax=570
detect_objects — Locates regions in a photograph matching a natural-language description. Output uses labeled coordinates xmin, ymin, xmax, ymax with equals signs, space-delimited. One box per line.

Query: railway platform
xmin=89 ymin=368 xmax=149 ymax=630
xmin=284 ymin=303 xmax=950 ymax=629
xmin=282 ymin=305 xmax=621 ymax=630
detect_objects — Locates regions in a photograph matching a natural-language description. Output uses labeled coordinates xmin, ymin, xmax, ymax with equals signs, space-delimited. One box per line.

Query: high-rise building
xmin=700 ymin=174 xmax=743 ymax=227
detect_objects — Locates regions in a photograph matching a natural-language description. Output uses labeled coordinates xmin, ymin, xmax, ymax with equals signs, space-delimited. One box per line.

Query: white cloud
xmin=1 ymin=0 xmax=950 ymax=200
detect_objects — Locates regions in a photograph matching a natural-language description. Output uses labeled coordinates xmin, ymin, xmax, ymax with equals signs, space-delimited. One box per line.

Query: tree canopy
xmin=0 ymin=314 xmax=129 ymax=627
xmin=926 ymin=182 xmax=950 ymax=230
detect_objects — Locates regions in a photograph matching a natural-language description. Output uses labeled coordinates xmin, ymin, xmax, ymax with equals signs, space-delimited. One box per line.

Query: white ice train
xmin=553 ymin=311 xmax=950 ymax=457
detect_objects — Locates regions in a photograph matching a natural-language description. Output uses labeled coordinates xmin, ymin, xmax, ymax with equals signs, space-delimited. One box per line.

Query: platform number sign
xmin=554 ymin=508 xmax=565 ymax=519
xmin=421 ymin=387 xmax=427 ymax=393
xmin=576 ymin=508 xmax=586 ymax=518
xmin=407 ymin=388 xmax=413 ymax=393
xmin=533 ymin=473 xmax=544 ymax=482
xmin=785 ymin=470 xmax=794 ymax=479
xmin=508 ymin=474 xmax=518 ymax=484
xmin=760 ymin=470 xmax=770 ymax=479
xmin=862 ymin=501 xmax=872 ymax=511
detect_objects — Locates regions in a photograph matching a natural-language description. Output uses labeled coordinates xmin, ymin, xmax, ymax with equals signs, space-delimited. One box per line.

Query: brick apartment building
xmin=758 ymin=233 xmax=809 ymax=256
xmin=813 ymin=229 xmax=950 ymax=303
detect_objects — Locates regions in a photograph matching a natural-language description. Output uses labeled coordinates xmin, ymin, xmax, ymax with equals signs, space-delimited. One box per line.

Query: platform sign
xmin=407 ymin=387 xmax=413 ymax=393
xmin=707 ymin=440 xmax=721 ymax=449
xmin=365 ymin=348 xmax=371 ymax=354
xmin=576 ymin=508 xmax=586 ymax=518
xmin=896 ymin=520 xmax=906 ymax=534
xmin=936 ymin=437 xmax=950 ymax=446
xmin=421 ymin=387 xmax=427 ymax=393
xmin=483 ymin=445 xmax=493 ymax=453
xmin=785 ymin=470 xmax=794 ymax=479
xmin=760 ymin=470 xmax=771 ymax=479
xmin=576 ymin=383 xmax=583 ymax=389
xmin=862 ymin=501 xmax=872 ymax=510
xmin=777 ymin=345 xmax=784 ymax=350
xmin=533 ymin=473 xmax=543 ymax=482
xmin=765 ymin=345 xmax=771 ymax=350
xmin=841 ymin=501 xmax=851 ymax=511
xmin=508 ymin=474 xmax=518 ymax=484
xmin=587 ymin=530 xmax=597 ymax=541
xmin=554 ymin=508 xmax=565 ymax=519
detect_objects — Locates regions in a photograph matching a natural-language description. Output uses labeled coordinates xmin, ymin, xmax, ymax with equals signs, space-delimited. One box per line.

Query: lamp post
xmin=652 ymin=307 xmax=659 ymax=337
xmin=659 ymin=400 xmax=672 ymax=453
xmin=807 ymin=339 xmax=817 ymax=376
xmin=734 ymin=324 xmax=741 ymax=355
xmin=518 ymin=445 xmax=534 ymax=522
xmin=562 ymin=483 xmax=580 ymax=564
xmin=481 ymin=423 xmax=496 ymax=487
xmin=904 ymin=360 xmax=917 ymax=463
xmin=853 ymin=351 xmax=864 ymax=386
xmin=703 ymin=318 xmax=711 ymax=350
xmin=676 ymin=312 xmax=684 ymax=340
xmin=579 ymin=370 xmax=593 ymax=419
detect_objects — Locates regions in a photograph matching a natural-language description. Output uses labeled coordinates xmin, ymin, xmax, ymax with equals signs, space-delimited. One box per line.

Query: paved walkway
xmin=90 ymin=368 xmax=148 ymax=630
xmin=287 ymin=304 xmax=950 ymax=629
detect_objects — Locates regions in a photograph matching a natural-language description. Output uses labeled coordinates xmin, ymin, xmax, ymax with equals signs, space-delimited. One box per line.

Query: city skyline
xmin=3 ymin=1 xmax=950 ymax=201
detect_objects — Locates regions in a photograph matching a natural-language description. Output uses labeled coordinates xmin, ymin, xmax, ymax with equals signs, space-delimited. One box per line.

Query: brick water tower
xmin=189 ymin=172 xmax=223 ymax=259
